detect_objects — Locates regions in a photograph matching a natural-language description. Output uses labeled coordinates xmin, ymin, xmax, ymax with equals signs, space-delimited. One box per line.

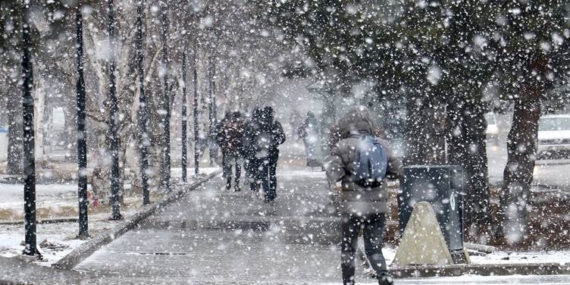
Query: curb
xmin=51 ymin=170 xmax=221 ymax=271
xmin=390 ymin=262 xmax=570 ymax=278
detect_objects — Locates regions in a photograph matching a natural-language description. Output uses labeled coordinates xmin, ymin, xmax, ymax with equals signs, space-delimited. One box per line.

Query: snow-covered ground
xmin=0 ymin=220 xmax=119 ymax=266
xmin=0 ymin=167 xmax=218 ymax=220
xmin=0 ymin=183 xmax=79 ymax=220
xmin=0 ymin=167 xmax=218 ymax=266
xmin=323 ymin=275 xmax=570 ymax=284
xmin=380 ymin=246 xmax=570 ymax=266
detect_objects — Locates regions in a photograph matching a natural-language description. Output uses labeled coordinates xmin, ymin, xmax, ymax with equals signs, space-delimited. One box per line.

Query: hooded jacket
xmin=325 ymin=106 xmax=403 ymax=216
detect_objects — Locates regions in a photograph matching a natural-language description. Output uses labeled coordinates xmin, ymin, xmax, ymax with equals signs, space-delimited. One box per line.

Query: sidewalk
xmin=73 ymin=169 xmax=351 ymax=283
xmin=0 ymin=256 xmax=83 ymax=285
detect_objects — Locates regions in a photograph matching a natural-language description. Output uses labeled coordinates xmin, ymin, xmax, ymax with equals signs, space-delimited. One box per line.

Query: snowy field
xmin=0 ymin=167 xmax=218 ymax=266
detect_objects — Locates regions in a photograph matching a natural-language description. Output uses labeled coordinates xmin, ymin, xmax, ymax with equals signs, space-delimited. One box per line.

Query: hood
xmin=338 ymin=106 xmax=376 ymax=138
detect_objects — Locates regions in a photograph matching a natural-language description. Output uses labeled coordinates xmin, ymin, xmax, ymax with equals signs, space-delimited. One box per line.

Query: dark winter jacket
xmin=243 ymin=109 xmax=263 ymax=159
xmin=256 ymin=119 xmax=285 ymax=158
xmin=325 ymin=106 xmax=402 ymax=216
xmin=216 ymin=115 xmax=245 ymax=155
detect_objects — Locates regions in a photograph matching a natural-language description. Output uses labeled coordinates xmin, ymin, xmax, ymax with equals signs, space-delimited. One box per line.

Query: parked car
xmin=485 ymin=112 xmax=499 ymax=146
xmin=537 ymin=114 xmax=570 ymax=159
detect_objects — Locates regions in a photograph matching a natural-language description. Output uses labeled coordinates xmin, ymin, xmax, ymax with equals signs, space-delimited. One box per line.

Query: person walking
xmin=289 ymin=109 xmax=302 ymax=140
xmin=298 ymin=111 xmax=321 ymax=168
xmin=325 ymin=106 xmax=402 ymax=285
xmin=253 ymin=106 xmax=285 ymax=203
xmin=243 ymin=108 xmax=263 ymax=192
xmin=216 ymin=111 xmax=232 ymax=178
xmin=216 ymin=111 xmax=245 ymax=191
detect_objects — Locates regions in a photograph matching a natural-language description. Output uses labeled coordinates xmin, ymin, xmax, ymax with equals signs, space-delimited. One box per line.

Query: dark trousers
xmin=250 ymin=154 xmax=278 ymax=202
xmin=341 ymin=213 xmax=387 ymax=284
xmin=247 ymin=154 xmax=260 ymax=191
xmin=222 ymin=152 xmax=241 ymax=191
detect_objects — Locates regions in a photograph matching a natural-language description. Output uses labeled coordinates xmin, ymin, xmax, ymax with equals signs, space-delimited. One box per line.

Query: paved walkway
xmin=74 ymin=168 xmax=364 ymax=284
xmin=0 ymin=256 xmax=83 ymax=284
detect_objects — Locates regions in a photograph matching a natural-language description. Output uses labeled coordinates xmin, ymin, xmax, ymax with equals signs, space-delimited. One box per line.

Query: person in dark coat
xmin=252 ymin=106 xmax=286 ymax=203
xmin=325 ymin=106 xmax=402 ymax=285
xmin=243 ymin=108 xmax=263 ymax=192
xmin=216 ymin=111 xmax=232 ymax=179
xmin=216 ymin=111 xmax=245 ymax=191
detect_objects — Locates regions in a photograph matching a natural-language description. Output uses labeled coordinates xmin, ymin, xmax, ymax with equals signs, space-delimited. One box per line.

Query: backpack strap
xmin=349 ymin=133 xmax=373 ymax=140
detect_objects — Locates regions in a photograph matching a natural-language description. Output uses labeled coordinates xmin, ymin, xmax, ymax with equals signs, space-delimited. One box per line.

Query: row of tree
xmin=256 ymin=0 xmax=570 ymax=244
xmin=1 ymin=1 xmax=288 ymax=191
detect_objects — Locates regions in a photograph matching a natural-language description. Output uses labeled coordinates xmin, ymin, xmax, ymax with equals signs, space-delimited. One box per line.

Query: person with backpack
xmin=216 ymin=111 xmax=245 ymax=191
xmin=253 ymin=106 xmax=286 ymax=203
xmin=325 ymin=106 xmax=402 ymax=285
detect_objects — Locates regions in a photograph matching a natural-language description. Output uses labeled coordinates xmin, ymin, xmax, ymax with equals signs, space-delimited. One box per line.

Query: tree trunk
xmin=107 ymin=0 xmax=122 ymax=220
xmin=496 ymin=86 xmax=540 ymax=245
xmin=6 ymin=84 xmax=23 ymax=176
xmin=193 ymin=43 xmax=200 ymax=175
xmin=404 ymin=90 xmax=446 ymax=165
xmin=75 ymin=7 xmax=89 ymax=238
xmin=136 ymin=0 xmax=149 ymax=204
xmin=159 ymin=5 xmax=171 ymax=191
xmin=446 ymin=97 xmax=491 ymax=237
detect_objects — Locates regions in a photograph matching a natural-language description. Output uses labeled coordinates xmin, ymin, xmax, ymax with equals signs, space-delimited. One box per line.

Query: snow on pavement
xmin=0 ymin=167 xmax=219 ymax=267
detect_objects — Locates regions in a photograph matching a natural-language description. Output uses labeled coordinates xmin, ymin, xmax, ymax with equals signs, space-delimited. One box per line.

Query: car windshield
xmin=539 ymin=117 xmax=570 ymax=131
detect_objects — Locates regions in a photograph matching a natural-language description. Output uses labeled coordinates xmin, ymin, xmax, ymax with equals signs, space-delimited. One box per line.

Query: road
xmin=487 ymin=138 xmax=570 ymax=191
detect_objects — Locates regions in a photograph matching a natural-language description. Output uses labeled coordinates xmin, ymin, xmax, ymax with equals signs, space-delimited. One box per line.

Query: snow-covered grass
xmin=469 ymin=250 xmax=570 ymax=265
xmin=0 ymin=167 xmax=219 ymax=267
xmin=0 ymin=220 xmax=112 ymax=266
xmin=0 ymin=183 xmax=79 ymax=220
xmin=380 ymin=246 xmax=570 ymax=266
xmin=0 ymin=167 xmax=219 ymax=221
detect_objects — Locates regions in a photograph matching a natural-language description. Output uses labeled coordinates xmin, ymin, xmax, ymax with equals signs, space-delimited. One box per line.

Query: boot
xmin=225 ymin=177 xmax=232 ymax=191
xmin=378 ymin=274 xmax=394 ymax=285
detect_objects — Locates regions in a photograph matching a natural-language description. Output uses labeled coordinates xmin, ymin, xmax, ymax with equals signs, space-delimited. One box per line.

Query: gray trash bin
xmin=398 ymin=165 xmax=465 ymax=262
